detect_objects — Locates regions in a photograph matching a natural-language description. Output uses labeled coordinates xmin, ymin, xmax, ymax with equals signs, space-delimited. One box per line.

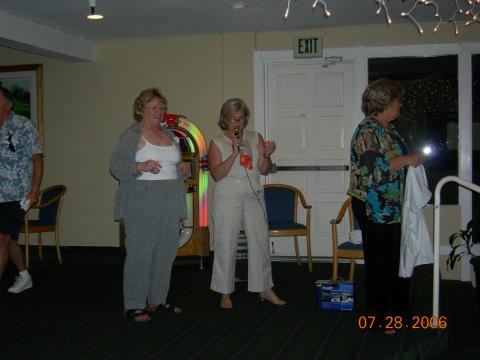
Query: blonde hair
xmin=361 ymin=78 xmax=405 ymax=117
xmin=217 ymin=98 xmax=250 ymax=130
xmin=133 ymin=87 xmax=167 ymax=122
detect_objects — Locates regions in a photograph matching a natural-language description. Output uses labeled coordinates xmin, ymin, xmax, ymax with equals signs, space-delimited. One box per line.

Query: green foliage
xmin=447 ymin=218 xmax=480 ymax=270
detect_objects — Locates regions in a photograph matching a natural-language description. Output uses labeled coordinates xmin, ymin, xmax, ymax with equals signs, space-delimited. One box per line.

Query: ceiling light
xmin=231 ymin=2 xmax=247 ymax=10
xmin=87 ymin=0 xmax=104 ymax=20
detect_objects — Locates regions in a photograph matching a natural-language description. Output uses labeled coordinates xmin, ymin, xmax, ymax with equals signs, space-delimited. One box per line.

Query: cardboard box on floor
xmin=315 ymin=280 xmax=354 ymax=311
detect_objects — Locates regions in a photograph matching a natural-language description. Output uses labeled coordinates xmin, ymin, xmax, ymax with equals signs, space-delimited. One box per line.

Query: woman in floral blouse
xmin=348 ymin=78 xmax=421 ymax=334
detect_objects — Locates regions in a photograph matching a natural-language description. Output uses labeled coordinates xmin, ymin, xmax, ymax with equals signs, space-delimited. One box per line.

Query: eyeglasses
xmin=230 ymin=116 xmax=245 ymax=123
xmin=145 ymin=105 xmax=167 ymax=112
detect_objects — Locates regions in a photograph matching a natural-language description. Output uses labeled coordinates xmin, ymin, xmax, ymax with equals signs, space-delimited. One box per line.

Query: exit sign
xmin=293 ymin=36 xmax=323 ymax=59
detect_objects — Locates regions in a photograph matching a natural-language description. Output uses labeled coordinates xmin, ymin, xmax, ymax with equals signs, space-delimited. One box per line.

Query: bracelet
xmin=264 ymin=155 xmax=271 ymax=159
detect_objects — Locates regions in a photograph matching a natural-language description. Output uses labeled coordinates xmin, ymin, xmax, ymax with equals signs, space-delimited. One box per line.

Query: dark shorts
xmin=0 ymin=201 xmax=25 ymax=240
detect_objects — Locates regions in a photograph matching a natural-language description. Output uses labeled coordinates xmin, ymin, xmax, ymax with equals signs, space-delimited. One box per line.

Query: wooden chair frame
xmin=264 ymin=184 xmax=313 ymax=272
xmin=331 ymin=197 xmax=364 ymax=281
xmin=20 ymin=185 xmax=67 ymax=267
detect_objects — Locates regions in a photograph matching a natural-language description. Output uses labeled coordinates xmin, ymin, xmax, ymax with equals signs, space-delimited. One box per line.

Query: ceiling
xmin=0 ymin=1 xmax=472 ymax=62
xmin=0 ymin=0 xmax=462 ymax=41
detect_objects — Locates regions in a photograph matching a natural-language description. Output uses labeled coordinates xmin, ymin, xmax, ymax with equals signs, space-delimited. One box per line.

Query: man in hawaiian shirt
xmin=0 ymin=85 xmax=43 ymax=293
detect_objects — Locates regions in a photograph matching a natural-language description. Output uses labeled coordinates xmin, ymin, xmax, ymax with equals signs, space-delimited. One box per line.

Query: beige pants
xmin=210 ymin=181 xmax=273 ymax=294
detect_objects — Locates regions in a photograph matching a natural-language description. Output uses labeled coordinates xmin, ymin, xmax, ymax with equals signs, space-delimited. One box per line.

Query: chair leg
xmin=24 ymin=232 xmax=30 ymax=268
xmin=294 ymin=237 xmax=300 ymax=266
xmin=38 ymin=233 xmax=43 ymax=259
xmin=348 ymin=259 xmax=355 ymax=282
xmin=332 ymin=255 xmax=338 ymax=281
xmin=306 ymin=234 xmax=312 ymax=273
xmin=55 ymin=230 xmax=62 ymax=264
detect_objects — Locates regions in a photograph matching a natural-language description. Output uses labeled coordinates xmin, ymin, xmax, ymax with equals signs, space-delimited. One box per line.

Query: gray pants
xmin=122 ymin=180 xmax=180 ymax=310
xmin=211 ymin=185 xmax=273 ymax=294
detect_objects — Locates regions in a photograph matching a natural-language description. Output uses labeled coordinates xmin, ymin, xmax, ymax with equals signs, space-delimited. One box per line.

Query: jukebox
xmin=163 ymin=114 xmax=210 ymax=264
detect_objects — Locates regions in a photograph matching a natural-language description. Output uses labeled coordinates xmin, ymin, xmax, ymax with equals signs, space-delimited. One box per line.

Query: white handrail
xmin=433 ymin=175 xmax=480 ymax=317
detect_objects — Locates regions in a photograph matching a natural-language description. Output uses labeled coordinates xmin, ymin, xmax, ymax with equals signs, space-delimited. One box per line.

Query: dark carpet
xmin=1 ymin=248 xmax=479 ymax=360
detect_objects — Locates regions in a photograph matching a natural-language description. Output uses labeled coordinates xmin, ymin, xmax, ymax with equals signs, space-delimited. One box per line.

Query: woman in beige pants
xmin=209 ymin=98 xmax=285 ymax=309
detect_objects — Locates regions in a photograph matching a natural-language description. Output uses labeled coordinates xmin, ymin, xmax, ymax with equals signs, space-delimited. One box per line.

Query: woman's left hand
xmin=179 ymin=161 xmax=190 ymax=176
xmin=264 ymin=140 xmax=276 ymax=158
xmin=409 ymin=154 xmax=422 ymax=167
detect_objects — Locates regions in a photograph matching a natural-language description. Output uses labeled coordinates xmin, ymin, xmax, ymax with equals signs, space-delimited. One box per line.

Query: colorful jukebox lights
xmin=163 ymin=114 xmax=209 ymax=228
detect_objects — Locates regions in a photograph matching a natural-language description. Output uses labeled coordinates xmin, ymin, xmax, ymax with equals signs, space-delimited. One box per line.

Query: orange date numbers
xmin=357 ymin=315 xmax=447 ymax=330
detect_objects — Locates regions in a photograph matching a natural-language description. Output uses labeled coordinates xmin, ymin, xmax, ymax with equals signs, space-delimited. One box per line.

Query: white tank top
xmin=212 ymin=131 xmax=262 ymax=194
xmin=135 ymin=137 xmax=180 ymax=180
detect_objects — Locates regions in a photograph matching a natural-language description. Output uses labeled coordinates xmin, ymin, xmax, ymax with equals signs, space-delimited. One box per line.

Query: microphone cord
xmin=243 ymin=166 xmax=269 ymax=226
xmin=243 ymin=166 xmax=272 ymax=263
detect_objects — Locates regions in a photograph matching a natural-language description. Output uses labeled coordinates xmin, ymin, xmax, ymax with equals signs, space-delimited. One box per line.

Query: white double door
xmin=264 ymin=61 xmax=355 ymax=258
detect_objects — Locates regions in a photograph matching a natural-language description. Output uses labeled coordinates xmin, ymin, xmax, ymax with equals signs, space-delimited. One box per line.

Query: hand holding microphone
xmin=233 ymin=127 xmax=241 ymax=149
xmin=233 ymin=127 xmax=253 ymax=169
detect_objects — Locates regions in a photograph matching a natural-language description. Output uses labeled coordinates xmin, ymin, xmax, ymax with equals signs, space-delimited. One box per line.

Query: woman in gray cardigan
xmin=110 ymin=88 xmax=188 ymax=322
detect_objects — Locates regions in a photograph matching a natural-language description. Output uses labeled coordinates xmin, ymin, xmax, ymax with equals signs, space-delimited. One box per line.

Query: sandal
xmin=124 ymin=309 xmax=151 ymax=322
xmin=146 ymin=303 xmax=183 ymax=315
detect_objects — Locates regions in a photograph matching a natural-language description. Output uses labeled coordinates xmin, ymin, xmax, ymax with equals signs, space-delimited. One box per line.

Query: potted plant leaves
xmin=447 ymin=217 xmax=480 ymax=300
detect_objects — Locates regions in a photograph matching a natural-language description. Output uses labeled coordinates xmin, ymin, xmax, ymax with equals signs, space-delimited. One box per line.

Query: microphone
xmin=233 ymin=127 xmax=240 ymax=149
xmin=233 ymin=127 xmax=240 ymax=139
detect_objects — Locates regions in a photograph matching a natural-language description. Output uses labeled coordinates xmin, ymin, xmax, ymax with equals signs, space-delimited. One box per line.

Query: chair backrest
xmin=346 ymin=198 xmax=355 ymax=232
xmin=38 ymin=185 xmax=67 ymax=225
xmin=264 ymin=184 xmax=299 ymax=223
xmin=333 ymin=197 xmax=361 ymax=243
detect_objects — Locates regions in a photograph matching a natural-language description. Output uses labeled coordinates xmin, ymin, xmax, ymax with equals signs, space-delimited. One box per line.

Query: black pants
xmin=352 ymin=198 xmax=411 ymax=321
xmin=0 ymin=201 xmax=24 ymax=240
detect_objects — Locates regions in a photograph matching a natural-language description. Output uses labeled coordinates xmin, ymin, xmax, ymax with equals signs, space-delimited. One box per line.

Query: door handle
xmin=271 ymin=164 xmax=349 ymax=173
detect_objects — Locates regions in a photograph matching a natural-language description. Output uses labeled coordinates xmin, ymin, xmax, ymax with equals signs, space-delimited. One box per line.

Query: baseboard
xmin=271 ymin=256 xmax=364 ymax=265
xmin=25 ymin=246 xmax=211 ymax=269
xmin=25 ymin=245 xmax=123 ymax=256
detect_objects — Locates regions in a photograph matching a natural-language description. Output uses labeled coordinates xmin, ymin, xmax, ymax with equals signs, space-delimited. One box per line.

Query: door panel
xmin=266 ymin=62 xmax=354 ymax=258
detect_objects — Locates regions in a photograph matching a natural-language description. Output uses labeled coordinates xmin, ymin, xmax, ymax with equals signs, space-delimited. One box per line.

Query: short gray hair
xmin=361 ymin=78 xmax=405 ymax=117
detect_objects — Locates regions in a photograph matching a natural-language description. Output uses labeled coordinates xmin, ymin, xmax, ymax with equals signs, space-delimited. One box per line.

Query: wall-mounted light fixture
xmin=87 ymin=0 xmax=104 ymax=20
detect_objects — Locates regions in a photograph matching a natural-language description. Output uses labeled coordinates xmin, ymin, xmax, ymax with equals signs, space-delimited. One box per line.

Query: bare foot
xmin=260 ymin=288 xmax=286 ymax=306
xmin=220 ymin=294 xmax=233 ymax=309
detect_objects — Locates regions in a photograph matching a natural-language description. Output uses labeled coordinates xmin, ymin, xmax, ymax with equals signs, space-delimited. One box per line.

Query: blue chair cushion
xmin=28 ymin=219 xmax=55 ymax=227
xmin=264 ymin=187 xmax=295 ymax=222
xmin=38 ymin=187 xmax=63 ymax=223
xmin=268 ymin=221 xmax=306 ymax=231
xmin=338 ymin=242 xmax=363 ymax=250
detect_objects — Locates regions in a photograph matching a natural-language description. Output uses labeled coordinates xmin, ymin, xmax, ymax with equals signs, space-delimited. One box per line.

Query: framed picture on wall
xmin=0 ymin=64 xmax=44 ymax=143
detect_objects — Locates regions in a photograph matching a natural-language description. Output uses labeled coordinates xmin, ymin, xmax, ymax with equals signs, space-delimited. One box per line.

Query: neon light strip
xmin=177 ymin=117 xmax=208 ymax=227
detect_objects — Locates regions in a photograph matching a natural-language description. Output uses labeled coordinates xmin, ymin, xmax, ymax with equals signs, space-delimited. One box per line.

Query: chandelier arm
xmin=281 ymin=0 xmax=479 ymax=35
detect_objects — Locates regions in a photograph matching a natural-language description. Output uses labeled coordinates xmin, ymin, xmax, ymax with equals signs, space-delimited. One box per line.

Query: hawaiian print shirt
xmin=0 ymin=112 xmax=43 ymax=202
xmin=348 ymin=117 xmax=408 ymax=224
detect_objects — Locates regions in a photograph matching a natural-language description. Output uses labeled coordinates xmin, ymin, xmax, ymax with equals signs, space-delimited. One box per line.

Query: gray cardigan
xmin=109 ymin=122 xmax=186 ymax=221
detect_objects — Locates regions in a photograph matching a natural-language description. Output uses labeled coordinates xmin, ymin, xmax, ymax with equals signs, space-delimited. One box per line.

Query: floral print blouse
xmin=348 ymin=117 xmax=408 ymax=224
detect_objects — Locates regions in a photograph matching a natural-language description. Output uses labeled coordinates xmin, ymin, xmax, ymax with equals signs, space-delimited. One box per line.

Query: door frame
xmin=254 ymin=42 xmax=480 ymax=281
